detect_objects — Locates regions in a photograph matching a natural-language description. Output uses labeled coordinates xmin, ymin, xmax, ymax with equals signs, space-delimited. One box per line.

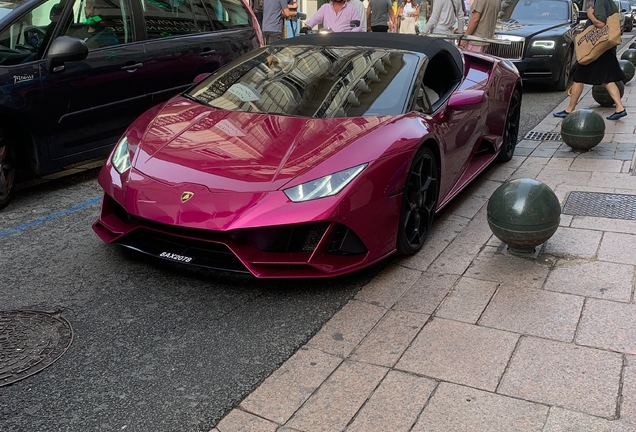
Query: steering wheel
xmin=23 ymin=26 xmax=47 ymax=49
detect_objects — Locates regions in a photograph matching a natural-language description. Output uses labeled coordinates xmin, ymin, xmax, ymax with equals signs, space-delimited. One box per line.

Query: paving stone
xmin=305 ymin=300 xmax=386 ymax=358
xmin=589 ymin=172 xmax=636 ymax=191
xmin=446 ymin=195 xmax=487 ymax=219
xmin=464 ymin=248 xmax=551 ymax=290
xmin=240 ymin=347 xmax=343 ymax=424
xmin=544 ymin=260 xmax=633 ymax=302
xmin=454 ymin=206 xmax=497 ymax=246
xmin=216 ymin=409 xmax=279 ymax=432
xmin=571 ymin=216 xmax=636 ymax=235
xmin=354 ymin=264 xmax=422 ymax=309
xmin=530 ymin=147 xmax=557 ymax=158
xmin=577 ymin=299 xmax=636 ymax=354
xmin=411 ymin=382 xmax=548 ymax=432
xmin=620 ymin=355 xmax=636 ymax=425
xmin=346 ymin=371 xmax=436 ymax=432
xmin=482 ymin=165 xmax=516 ymax=182
xmin=397 ymin=318 xmax=519 ymax=391
xmin=393 ymin=273 xmax=459 ymax=315
xmin=543 ymin=407 xmax=636 ymax=432
xmin=428 ymin=241 xmax=481 ymax=275
xmin=570 ymin=158 xmax=624 ymax=172
xmin=479 ymin=285 xmax=583 ymax=342
xmin=543 ymin=226 xmax=603 ymax=259
xmin=396 ymin=214 xmax=470 ymax=271
xmin=498 ymin=336 xmax=623 ymax=417
xmin=517 ymin=139 xmax=540 ymax=149
xmin=599 ymin=232 xmax=636 ymax=266
xmin=284 ymin=361 xmax=388 ymax=432
xmin=436 ymin=277 xmax=499 ymax=324
xmin=350 ymin=310 xmax=429 ymax=367
xmin=546 ymin=158 xmax=574 ymax=170
xmin=536 ymin=170 xmax=592 ymax=190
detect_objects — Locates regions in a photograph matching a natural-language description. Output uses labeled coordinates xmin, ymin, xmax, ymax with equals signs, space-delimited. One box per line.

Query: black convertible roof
xmin=271 ymin=33 xmax=463 ymax=74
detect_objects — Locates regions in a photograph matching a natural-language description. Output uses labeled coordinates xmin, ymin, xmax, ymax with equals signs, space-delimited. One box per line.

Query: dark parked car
xmin=0 ymin=0 xmax=262 ymax=209
xmin=486 ymin=0 xmax=584 ymax=90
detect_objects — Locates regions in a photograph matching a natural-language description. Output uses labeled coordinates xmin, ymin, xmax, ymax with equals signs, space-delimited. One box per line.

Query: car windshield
xmin=0 ymin=0 xmax=30 ymax=19
xmin=185 ymin=45 xmax=421 ymax=118
xmin=500 ymin=0 xmax=570 ymax=22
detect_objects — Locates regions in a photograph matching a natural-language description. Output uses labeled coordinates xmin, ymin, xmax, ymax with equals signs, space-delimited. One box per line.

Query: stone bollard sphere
xmin=561 ymin=109 xmax=605 ymax=152
xmin=622 ymin=49 xmax=636 ymax=66
xmin=592 ymin=81 xmax=625 ymax=107
xmin=487 ymin=179 xmax=561 ymax=255
xmin=619 ymin=59 xmax=636 ymax=83
xmin=630 ymin=42 xmax=636 ymax=49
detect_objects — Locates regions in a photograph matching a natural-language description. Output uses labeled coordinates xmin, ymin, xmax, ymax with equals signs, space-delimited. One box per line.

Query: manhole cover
xmin=524 ymin=131 xmax=562 ymax=141
xmin=562 ymin=191 xmax=636 ymax=220
xmin=0 ymin=310 xmax=73 ymax=387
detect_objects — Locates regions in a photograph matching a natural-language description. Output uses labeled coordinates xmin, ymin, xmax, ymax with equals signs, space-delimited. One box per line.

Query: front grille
xmin=118 ymin=229 xmax=249 ymax=273
xmin=486 ymin=41 xmax=525 ymax=60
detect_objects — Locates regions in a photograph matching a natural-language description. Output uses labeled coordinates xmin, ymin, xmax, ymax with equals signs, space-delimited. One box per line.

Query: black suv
xmin=0 ymin=0 xmax=262 ymax=209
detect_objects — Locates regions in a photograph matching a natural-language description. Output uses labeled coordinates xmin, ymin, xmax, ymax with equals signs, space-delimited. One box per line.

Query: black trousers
xmin=263 ymin=32 xmax=282 ymax=44
xmin=371 ymin=25 xmax=389 ymax=32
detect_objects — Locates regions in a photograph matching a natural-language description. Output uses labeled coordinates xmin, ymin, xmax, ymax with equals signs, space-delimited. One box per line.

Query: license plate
xmin=159 ymin=251 xmax=193 ymax=263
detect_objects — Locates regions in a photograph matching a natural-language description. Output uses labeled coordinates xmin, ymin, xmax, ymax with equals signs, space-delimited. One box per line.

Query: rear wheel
xmin=496 ymin=88 xmax=521 ymax=163
xmin=0 ymin=126 xmax=16 ymax=210
xmin=396 ymin=146 xmax=439 ymax=255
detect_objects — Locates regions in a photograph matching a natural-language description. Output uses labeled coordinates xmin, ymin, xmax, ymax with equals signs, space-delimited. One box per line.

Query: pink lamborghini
xmin=93 ymin=33 xmax=522 ymax=278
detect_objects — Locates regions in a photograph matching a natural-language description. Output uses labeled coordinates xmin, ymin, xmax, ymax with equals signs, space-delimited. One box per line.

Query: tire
xmin=396 ymin=146 xmax=439 ymax=255
xmin=627 ymin=19 xmax=633 ymax=32
xmin=0 ymin=126 xmax=16 ymax=210
xmin=554 ymin=48 xmax=574 ymax=91
xmin=496 ymin=88 xmax=521 ymax=163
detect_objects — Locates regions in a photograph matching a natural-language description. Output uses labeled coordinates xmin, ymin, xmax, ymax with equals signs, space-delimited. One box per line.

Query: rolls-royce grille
xmin=486 ymin=41 xmax=525 ymax=60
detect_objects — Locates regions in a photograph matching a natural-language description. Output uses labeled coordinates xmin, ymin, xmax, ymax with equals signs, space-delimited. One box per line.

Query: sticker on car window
xmin=228 ymin=83 xmax=262 ymax=102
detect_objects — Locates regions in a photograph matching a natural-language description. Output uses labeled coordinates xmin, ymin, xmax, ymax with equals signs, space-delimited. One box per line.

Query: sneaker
xmin=607 ymin=110 xmax=627 ymax=120
xmin=553 ymin=110 xmax=570 ymax=118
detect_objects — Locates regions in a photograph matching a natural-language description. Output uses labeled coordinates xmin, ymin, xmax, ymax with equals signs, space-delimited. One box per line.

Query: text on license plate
xmin=159 ymin=252 xmax=193 ymax=263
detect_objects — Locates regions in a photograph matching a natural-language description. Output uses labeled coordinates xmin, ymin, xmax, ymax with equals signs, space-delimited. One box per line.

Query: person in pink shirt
xmin=302 ymin=0 xmax=363 ymax=32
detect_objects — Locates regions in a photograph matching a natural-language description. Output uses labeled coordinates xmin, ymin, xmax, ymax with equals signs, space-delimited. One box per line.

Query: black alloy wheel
xmin=496 ymin=89 xmax=521 ymax=163
xmin=555 ymin=48 xmax=574 ymax=91
xmin=396 ymin=146 xmax=439 ymax=255
xmin=0 ymin=127 xmax=16 ymax=210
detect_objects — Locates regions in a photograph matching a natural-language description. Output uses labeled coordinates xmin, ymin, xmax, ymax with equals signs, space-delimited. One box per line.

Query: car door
xmin=42 ymin=0 xmax=149 ymax=160
xmin=137 ymin=0 xmax=259 ymax=106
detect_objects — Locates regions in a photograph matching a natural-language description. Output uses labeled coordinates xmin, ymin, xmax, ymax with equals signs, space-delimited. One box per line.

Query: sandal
xmin=553 ymin=110 xmax=571 ymax=118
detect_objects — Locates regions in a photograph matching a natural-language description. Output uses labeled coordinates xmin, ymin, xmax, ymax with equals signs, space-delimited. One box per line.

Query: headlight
xmin=111 ymin=136 xmax=131 ymax=174
xmin=284 ymin=163 xmax=367 ymax=202
xmin=531 ymin=40 xmax=556 ymax=49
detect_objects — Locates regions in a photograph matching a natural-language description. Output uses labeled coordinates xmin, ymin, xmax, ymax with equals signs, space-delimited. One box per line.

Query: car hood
xmin=495 ymin=21 xmax=568 ymax=37
xmin=132 ymin=98 xmax=392 ymax=193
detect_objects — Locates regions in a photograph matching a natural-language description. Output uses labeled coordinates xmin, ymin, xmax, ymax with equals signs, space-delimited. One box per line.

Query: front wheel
xmin=496 ymin=88 xmax=521 ymax=163
xmin=554 ymin=48 xmax=574 ymax=91
xmin=396 ymin=146 xmax=439 ymax=255
xmin=0 ymin=126 xmax=16 ymax=210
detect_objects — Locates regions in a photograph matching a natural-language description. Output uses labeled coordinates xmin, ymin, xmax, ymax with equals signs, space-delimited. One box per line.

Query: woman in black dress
xmin=554 ymin=0 xmax=626 ymax=120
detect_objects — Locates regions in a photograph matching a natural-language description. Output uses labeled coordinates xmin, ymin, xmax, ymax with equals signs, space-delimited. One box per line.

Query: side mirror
xmin=46 ymin=36 xmax=88 ymax=73
xmin=447 ymin=90 xmax=485 ymax=110
xmin=193 ymin=72 xmax=211 ymax=84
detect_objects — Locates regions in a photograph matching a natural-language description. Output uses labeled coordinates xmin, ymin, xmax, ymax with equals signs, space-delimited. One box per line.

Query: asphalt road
xmin=1 ymin=35 xmax=633 ymax=431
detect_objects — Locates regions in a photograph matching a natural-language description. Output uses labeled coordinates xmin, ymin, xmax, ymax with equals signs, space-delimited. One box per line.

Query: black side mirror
xmin=46 ymin=36 xmax=88 ymax=73
xmin=350 ymin=20 xmax=361 ymax=27
xmin=578 ymin=10 xmax=588 ymax=21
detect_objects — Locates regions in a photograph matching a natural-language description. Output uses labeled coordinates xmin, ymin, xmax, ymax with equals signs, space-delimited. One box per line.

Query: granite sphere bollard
xmin=619 ymin=59 xmax=636 ymax=83
xmin=487 ymin=179 xmax=561 ymax=255
xmin=622 ymin=48 xmax=636 ymax=66
xmin=560 ymin=109 xmax=605 ymax=152
xmin=630 ymin=42 xmax=636 ymax=49
xmin=592 ymin=81 xmax=625 ymax=107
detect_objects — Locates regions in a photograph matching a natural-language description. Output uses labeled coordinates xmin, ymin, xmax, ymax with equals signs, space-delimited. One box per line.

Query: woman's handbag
xmin=575 ymin=1 xmax=622 ymax=65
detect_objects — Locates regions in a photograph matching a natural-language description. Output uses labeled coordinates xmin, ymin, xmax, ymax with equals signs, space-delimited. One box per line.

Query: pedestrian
xmin=398 ymin=0 xmax=420 ymax=33
xmin=262 ymin=0 xmax=299 ymax=43
xmin=302 ymin=0 xmax=362 ymax=32
xmin=420 ymin=0 xmax=463 ymax=34
xmin=349 ymin=0 xmax=368 ymax=31
xmin=553 ymin=0 xmax=626 ymax=120
xmin=459 ymin=0 xmax=498 ymax=52
xmin=367 ymin=0 xmax=396 ymax=31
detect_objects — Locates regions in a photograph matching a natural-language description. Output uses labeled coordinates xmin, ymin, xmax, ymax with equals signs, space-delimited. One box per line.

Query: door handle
xmin=121 ymin=62 xmax=143 ymax=71
xmin=200 ymin=49 xmax=216 ymax=57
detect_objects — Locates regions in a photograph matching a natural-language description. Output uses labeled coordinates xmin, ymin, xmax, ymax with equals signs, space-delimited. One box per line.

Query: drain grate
xmin=0 ymin=310 xmax=73 ymax=387
xmin=562 ymin=192 xmax=636 ymax=220
xmin=524 ymin=131 xmax=562 ymax=141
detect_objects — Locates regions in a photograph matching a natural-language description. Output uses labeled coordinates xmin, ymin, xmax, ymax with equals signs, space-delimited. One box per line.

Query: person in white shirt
xmin=349 ymin=0 xmax=368 ymax=31
xmin=398 ymin=0 xmax=419 ymax=33
xmin=420 ymin=0 xmax=464 ymax=34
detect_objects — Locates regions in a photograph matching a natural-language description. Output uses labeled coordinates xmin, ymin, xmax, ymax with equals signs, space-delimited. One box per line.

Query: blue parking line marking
xmin=0 ymin=197 xmax=102 ymax=238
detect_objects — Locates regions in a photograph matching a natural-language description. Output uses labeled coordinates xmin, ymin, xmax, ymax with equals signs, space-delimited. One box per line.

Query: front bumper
xmin=512 ymin=55 xmax=562 ymax=84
